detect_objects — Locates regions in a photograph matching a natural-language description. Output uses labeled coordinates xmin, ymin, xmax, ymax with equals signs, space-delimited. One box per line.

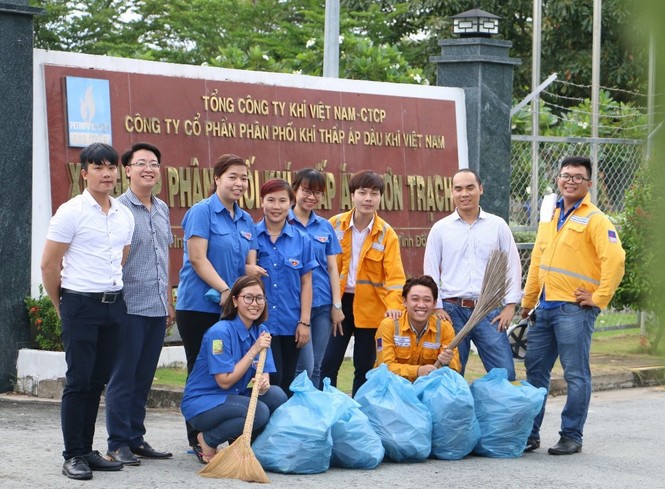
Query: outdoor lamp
xmin=451 ymin=8 xmax=500 ymax=38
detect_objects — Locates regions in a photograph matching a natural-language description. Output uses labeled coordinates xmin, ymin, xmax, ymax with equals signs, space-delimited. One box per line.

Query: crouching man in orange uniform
xmin=375 ymin=275 xmax=462 ymax=381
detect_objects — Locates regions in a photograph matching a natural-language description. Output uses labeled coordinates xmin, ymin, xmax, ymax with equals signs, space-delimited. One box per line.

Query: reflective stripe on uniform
xmin=539 ymin=265 xmax=601 ymax=285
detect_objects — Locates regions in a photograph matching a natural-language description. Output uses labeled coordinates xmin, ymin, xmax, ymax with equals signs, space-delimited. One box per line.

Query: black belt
xmin=443 ymin=297 xmax=477 ymax=308
xmin=61 ymin=288 xmax=123 ymax=304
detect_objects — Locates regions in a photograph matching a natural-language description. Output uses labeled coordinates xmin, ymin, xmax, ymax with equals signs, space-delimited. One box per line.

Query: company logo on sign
xmin=65 ymin=77 xmax=112 ymax=147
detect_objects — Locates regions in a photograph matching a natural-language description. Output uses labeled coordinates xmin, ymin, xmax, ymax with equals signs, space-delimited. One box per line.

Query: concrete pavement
xmin=1 ymin=387 xmax=664 ymax=488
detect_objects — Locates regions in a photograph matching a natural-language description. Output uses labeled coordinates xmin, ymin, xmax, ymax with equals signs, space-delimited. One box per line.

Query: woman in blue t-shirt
xmin=255 ymin=178 xmax=317 ymax=395
xmin=181 ymin=275 xmax=287 ymax=464
xmin=175 ymin=154 xmax=262 ymax=456
xmin=289 ymin=169 xmax=344 ymax=389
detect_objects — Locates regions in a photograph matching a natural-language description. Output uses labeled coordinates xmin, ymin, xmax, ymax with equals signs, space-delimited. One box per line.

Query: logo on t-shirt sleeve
xmin=212 ymin=339 xmax=223 ymax=355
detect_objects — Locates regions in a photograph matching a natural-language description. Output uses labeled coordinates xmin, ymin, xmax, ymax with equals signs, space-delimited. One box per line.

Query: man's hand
xmin=417 ymin=364 xmax=437 ymax=377
xmin=433 ymin=308 xmax=451 ymax=323
xmin=491 ymin=304 xmax=516 ymax=332
xmin=574 ymin=287 xmax=598 ymax=307
xmin=437 ymin=347 xmax=454 ymax=367
xmin=384 ymin=309 xmax=402 ymax=320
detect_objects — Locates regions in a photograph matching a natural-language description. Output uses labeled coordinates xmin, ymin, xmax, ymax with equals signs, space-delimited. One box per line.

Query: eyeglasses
xmin=237 ymin=294 xmax=266 ymax=305
xmin=132 ymin=159 xmax=161 ymax=169
xmin=301 ymin=187 xmax=324 ymax=199
xmin=558 ymin=173 xmax=589 ymax=184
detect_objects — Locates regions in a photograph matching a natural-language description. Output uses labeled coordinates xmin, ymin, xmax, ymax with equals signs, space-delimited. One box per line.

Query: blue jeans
xmin=105 ymin=314 xmax=166 ymax=451
xmin=441 ymin=302 xmax=515 ymax=381
xmin=188 ymin=386 xmax=287 ymax=448
xmin=525 ymin=303 xmax=600 ymax=444
xmin=295 ymin=304 xmax=332 ymax=389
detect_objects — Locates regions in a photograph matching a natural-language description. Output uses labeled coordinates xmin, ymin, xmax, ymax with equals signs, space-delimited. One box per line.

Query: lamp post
xmin=431 ymin=9 xmax=519 ymax=220
xmin=450 ymin=8 xmax=501 ymax=38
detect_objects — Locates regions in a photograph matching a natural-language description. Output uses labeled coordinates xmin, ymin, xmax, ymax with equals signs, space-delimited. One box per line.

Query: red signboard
xmin=42 ymin=59 xmax=464 ymax=289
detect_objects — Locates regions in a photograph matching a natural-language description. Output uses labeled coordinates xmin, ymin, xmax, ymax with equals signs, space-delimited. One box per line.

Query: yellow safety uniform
xmin=375 ymin=314 xmax=462 ymax=382
xmin=330 ymin=209 xmax=405 ymax=328
xmin=522 ymin=193 xmax=625 ymax=310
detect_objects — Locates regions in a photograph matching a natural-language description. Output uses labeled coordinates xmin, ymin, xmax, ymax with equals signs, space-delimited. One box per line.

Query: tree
xmin=30 ymin=0 xmax=648 ymax=99
xmin=611 ymin=160 xmax=664 ymax=353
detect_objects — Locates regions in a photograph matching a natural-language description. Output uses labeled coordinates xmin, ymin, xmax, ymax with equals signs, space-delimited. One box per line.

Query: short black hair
xmin=402 ymin=275 xmax=438 ymax=302
xmin=79 ymin=143 xmax=118 ymax=171
xmin=560 ymin=156 xmax=592 ymax=179
xmin=453 ymin=168 xmax=482 ymax=186
xmin=349 ymin=170 xmax=384 ymax=194
xmin=121 ymin=142 xmax=162 ymax=167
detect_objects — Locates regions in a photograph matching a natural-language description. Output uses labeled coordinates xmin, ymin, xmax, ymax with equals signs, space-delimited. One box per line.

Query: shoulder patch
xmin=376 ymin=337 xmax=383 ymax=352
xmin=608 ymin=230 xmax=617 ymax=243
xmin=212 ymin=339 xmax=223 ymax=355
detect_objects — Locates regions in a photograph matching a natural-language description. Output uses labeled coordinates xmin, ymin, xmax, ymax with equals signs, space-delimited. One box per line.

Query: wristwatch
xmin=333 ymin=303 xmax=342 ymax=310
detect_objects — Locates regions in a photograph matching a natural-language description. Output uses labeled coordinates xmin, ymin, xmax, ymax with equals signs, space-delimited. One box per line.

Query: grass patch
xmin=153 ymin=368 xmax=187 ymax=388
xmin=153 ymin=327 xmax=662 ymax=391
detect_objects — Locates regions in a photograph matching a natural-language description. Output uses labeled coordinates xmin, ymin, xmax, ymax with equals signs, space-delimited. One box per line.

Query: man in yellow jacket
xmin=521 ymin=156 xmax=625 ymax=456
xmin=375 ymin=275 xmax=462 ymax=382
xmin=321 ymin=170 xmax=406 ymax=396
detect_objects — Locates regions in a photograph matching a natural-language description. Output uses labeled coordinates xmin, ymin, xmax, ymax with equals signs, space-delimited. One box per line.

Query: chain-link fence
xmin=510 ymin=135 xmax=644 ymax=329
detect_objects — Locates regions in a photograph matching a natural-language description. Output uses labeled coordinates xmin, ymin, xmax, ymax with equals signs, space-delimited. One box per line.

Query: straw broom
xmin=435 ymin=249 xmax=510 ymax=367
xmin=199 ymin=348 xmax=270 ymax=483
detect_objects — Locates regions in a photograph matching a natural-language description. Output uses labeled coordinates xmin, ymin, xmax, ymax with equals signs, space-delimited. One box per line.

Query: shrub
xmin=25 ymin=285 xmax=63 ymax=351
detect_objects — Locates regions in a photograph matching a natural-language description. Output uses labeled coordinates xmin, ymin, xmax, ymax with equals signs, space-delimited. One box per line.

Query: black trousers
xmin=60 ymin=292 xmax=124 ymax=460
xmin=176 ymin=309 xmax=220 ymax=446
xmin=320 ymin=293 xmax=377 ymax=396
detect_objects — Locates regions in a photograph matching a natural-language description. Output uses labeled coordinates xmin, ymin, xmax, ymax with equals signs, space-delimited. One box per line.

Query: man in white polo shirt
xmin=41 ymin=143 xmax=135 ymax=481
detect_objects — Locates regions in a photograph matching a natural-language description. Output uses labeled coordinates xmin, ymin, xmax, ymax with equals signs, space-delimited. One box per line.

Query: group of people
xmin=42 ymin=143 xmax=624 ymax=480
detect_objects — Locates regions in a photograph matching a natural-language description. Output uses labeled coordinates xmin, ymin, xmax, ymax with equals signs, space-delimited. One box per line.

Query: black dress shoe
xmin=130 ymin=441 xmax=173 ymax=459
xmin=84 ymin=450 xmax=123 ymax=471
xmin=548 ymin=436 xmax=582 ymax=455
xmin=524 ymin=437 xmax=540 ymax=452
xmin=107 ymin=445 xmax=141 ymax=466
xmin=62 ymin=456 xmax=92 ymax=480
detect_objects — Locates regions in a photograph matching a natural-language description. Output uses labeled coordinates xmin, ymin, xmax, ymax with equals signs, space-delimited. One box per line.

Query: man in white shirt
xmin=423 ymin=169 xmax=521 ymax=380
xmin=41 ymin=143 xmax=135 ymax=480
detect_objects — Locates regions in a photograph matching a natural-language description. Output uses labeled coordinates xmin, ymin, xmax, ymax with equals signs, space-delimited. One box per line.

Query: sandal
xmin=191 ymin=444 xmax=207 ymax=465
xmin=196 ymin=433 xmax=218 ymax=464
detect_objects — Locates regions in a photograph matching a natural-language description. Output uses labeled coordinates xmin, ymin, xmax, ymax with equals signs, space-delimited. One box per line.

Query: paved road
xmin=1 ymin=387 xmax=664 ymax=488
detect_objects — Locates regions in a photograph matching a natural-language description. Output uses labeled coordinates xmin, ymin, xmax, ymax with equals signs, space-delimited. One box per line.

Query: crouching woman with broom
xmin=180 ymin=275 xmax=288 ymax=464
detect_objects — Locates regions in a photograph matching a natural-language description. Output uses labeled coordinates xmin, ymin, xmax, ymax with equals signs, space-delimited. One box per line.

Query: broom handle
xmin=242 ymin=348 xmax=267 ymax=437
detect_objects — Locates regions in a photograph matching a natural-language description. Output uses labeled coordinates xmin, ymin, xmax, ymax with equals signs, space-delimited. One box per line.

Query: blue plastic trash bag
xmin=413 ymin=367 xmax=480 ymax=460
xmin=322 ymin=378 xmax=385 ymax=469
xmin=470 ymin=368 xmax=547 ymax=458
xmin=354 ymin=364 xmax=432 ymax=462
xmin=252 ymin=372 xmax=339 ymax=474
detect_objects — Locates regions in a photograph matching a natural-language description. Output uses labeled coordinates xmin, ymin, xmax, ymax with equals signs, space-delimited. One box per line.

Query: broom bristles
xmin=199 ymin=434 xmax=270 ymax=483
xmin=198 ymin=348 xmax=270 ymax=483
xmin=436 ymin=250 xmax=510 ymax=366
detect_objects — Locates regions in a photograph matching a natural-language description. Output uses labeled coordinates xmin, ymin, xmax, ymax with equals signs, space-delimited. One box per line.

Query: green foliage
xmin=25 ymin=285 xmax=63 ymax=352
xmin=30 ymin=0 xmax=647 ymax=98
xmin=611 ymin=159 xmax=664 ymax=352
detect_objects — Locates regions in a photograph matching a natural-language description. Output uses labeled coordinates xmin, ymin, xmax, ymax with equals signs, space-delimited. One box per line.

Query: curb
xmin=5 ymin=367 xmax=663 ymax=409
